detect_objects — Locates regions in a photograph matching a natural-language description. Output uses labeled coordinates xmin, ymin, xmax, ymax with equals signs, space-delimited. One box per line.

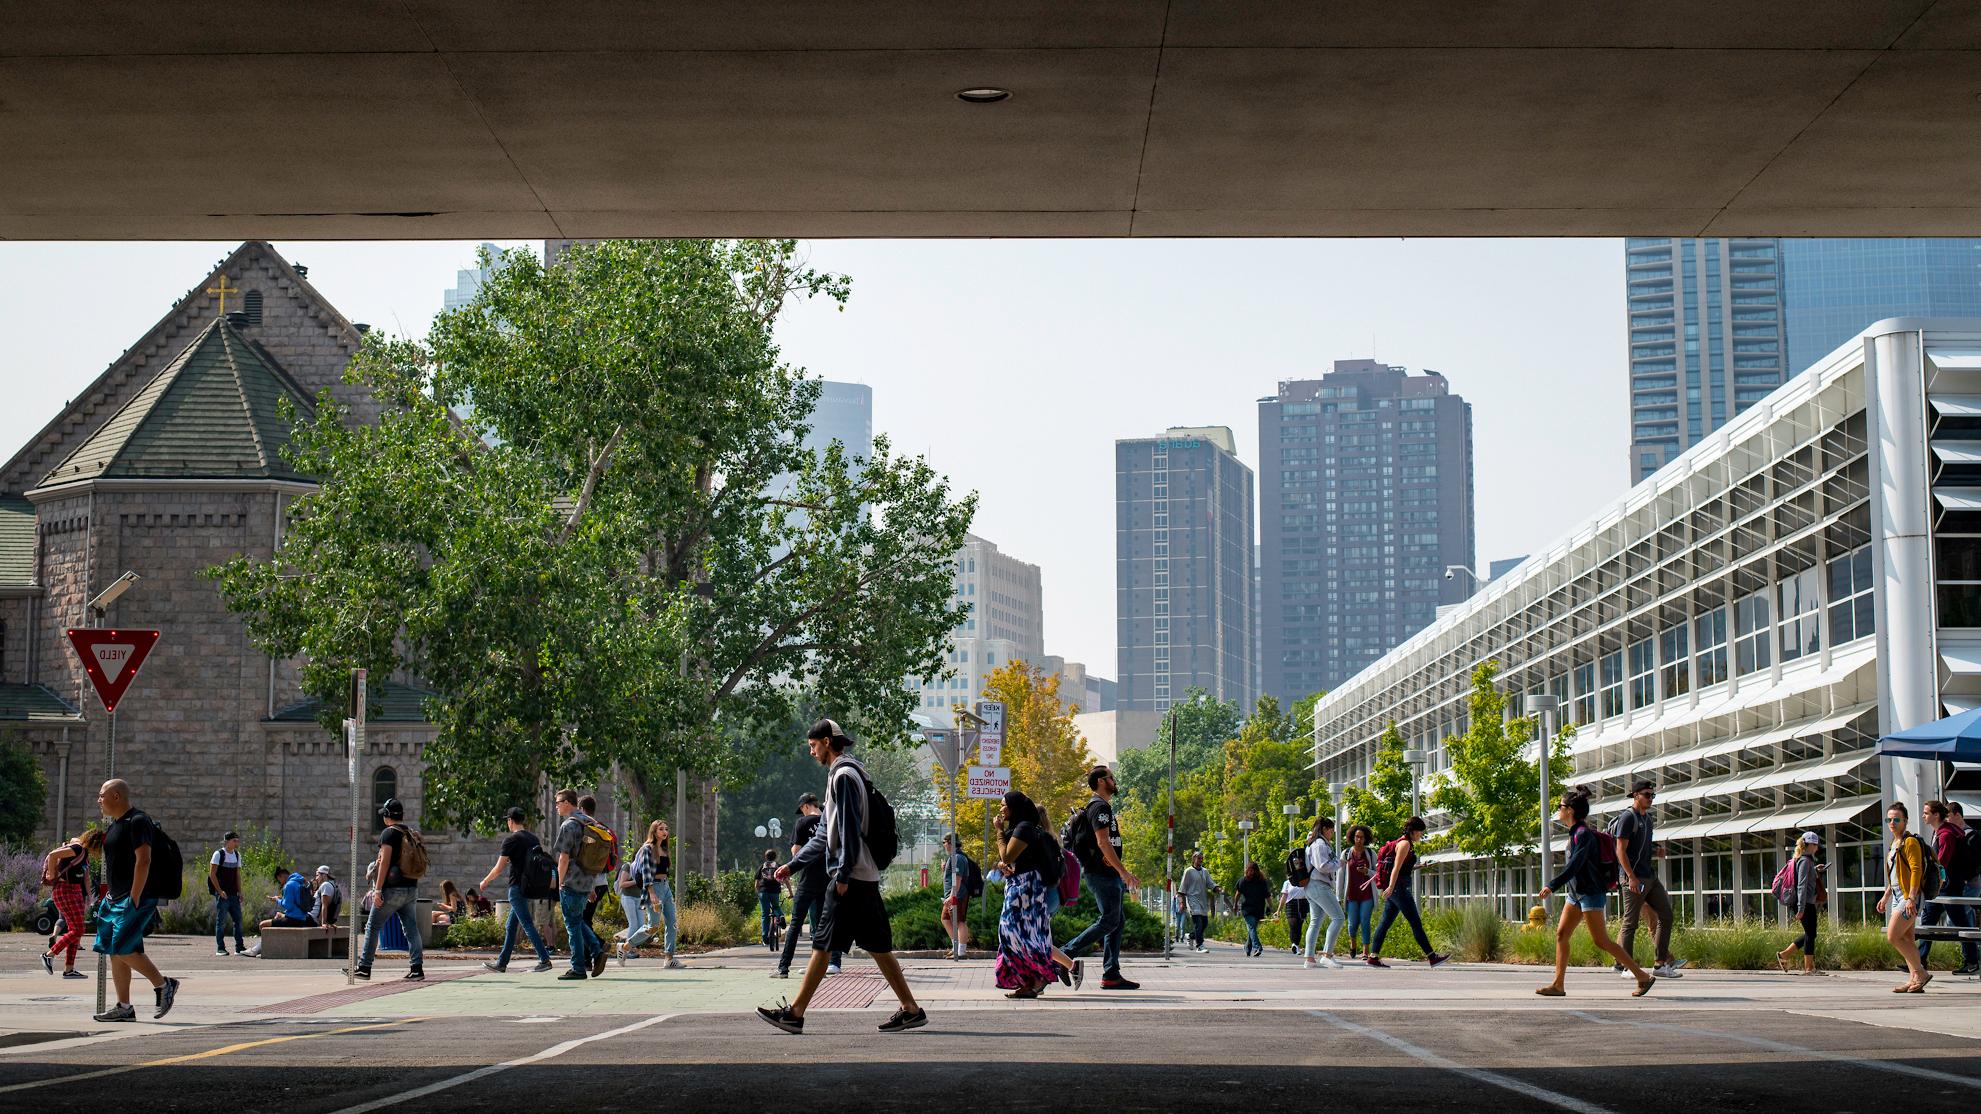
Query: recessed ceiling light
xmin=956 ymin=87 xmax=1012 ymax=104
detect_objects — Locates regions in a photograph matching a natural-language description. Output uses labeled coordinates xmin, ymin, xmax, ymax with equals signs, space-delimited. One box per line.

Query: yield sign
xmin=65 ymin=628 xmax=161 ymax=713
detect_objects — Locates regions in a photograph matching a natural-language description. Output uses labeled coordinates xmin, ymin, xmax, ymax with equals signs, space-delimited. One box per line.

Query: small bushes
xmin=441 ymin=914 xmax=506 ymax=948
xmin=883 ymin=883 xmax=1165 ymax=951
xmin=1453 ymin=903 xmax=1505 ymax=962
xmin=0 ymin=851 xmax=41 ymax=931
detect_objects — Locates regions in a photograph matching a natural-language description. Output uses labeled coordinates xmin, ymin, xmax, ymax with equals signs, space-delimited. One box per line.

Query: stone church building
xmin=0 ymin=242 xmax=493 ymax=888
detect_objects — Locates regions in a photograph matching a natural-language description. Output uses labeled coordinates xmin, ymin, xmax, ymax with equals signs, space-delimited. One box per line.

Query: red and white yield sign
xmin=65 ymin=628 xmax=161 ymax=713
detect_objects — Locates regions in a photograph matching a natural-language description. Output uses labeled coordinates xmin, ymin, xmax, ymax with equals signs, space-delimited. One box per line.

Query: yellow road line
xmin=0 ymin=1017 xmax=430 ymax=1095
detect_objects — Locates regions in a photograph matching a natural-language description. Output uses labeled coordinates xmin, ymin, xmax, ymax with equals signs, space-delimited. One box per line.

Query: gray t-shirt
xmin=1180 ymin=866 xmax=1212 ymax=915
xmin=554 ymin=813 xmax=602 ymax=893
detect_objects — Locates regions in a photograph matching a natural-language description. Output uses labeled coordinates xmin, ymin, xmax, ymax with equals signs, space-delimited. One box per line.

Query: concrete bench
xmin=258 ymin=926 xmax=349 ymax=960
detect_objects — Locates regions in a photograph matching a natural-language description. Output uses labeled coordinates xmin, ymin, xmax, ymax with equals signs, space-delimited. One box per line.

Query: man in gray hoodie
xmin=758 ymin=719 xmax=926 ymax=1035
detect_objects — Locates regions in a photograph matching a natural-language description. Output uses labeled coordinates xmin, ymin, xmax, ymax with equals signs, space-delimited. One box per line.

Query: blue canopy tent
xmin=1877 ymin=706 xmax=1981 ymax=763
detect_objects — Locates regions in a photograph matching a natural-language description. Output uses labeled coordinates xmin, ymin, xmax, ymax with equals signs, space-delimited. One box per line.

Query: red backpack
xmin=1057 ymin=847 xmax=1082 ymax=906
xmin=1374 ymin=839 xmax=1400 ymax=889
xmin=1575 ymin=824 xmax=1621 ymax=892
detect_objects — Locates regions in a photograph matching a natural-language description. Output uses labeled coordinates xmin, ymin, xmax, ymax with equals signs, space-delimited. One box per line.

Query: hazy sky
xmin=0 ymin=238 xmax=1627 ymax=674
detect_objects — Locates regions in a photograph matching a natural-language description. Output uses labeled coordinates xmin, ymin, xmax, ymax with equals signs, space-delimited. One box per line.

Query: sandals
xmin=1775 ymin=954 xmax=1791 ymax=974
xmin=1633 ymin=975 xmax=1656 ymax=997
xmin=1535 ymin=986 xmax=1565 ymax=997
xmin=1908 ymin=973 xmax=1933 ymax=994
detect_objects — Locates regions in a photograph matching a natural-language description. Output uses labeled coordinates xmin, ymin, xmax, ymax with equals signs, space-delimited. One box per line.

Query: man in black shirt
xmin=1614 ymin=781 xmax=1684 ymax=979
xmin=352 ymin=797 xmax=423 ymax=981
xmin=777 ymin=793 xmax=843 ymax=978
xmin=92 ymin=779 xmax=179 ymax=1022
xmin=479 ymin=806 xmax=553 ymax=973
xmin=1061 ymin=766 xmax=1141 ymax=990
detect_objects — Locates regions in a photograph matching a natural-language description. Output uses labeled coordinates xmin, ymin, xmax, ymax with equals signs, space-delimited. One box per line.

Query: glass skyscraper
xmin=1626 ymin=238 xmax=1981 ymax=483
xmin=1783 ymin=239 xmax=1981 ymax=375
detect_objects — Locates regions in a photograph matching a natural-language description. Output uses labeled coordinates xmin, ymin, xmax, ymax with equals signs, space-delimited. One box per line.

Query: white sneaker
xmin=1619 ymin=967 xmax=1635 ymax=978
xmin=1303 ymin=958 xmax=1318 ymax=969
xmin=1653 ymin=963 xmax=1683 ymax=978
xmin=665 ymin=957 xmax=684 ymax=969
xmin=615 ymin=946 xmax=627 ymax=967
xmin=826 ymin=963 xmax=841 ymax=975
xmin=1320 ymin=955 xmax=1344 ymax=969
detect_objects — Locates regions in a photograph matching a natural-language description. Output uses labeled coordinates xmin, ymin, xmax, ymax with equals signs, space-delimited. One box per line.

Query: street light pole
xmin=1282 ymin=802 xmax=1299 ymax=846
xmin=1237 ymin=819 xmax=1255 ymax=871
xmin=1525 ymin=695 xmax=1560 ymax=916
xmin=1401 ymin=749 xmax=1426 ymax=816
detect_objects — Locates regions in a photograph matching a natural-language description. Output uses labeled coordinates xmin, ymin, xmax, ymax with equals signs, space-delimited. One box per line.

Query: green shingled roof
xmin=0 ymin=496 xmax=31 ymax=588
xmin=267 ymin=681 xmax=438 ymax=725
xmin=0 ymin=683 xmax=83 ymax=724
xmin=41 ymin=318 xmax=315 ymax=486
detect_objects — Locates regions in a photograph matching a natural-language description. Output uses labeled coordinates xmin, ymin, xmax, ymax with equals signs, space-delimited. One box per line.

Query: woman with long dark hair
xmin=1236 ymin=861 xmax=1272 ymax=956
xmin=1342 ymin=824 xmax=1377 ymax=958
xmin=991 ymin=790 xmax=1079 ymax=998
xmin=1537 ymin=786 xmax=1654 ymax=997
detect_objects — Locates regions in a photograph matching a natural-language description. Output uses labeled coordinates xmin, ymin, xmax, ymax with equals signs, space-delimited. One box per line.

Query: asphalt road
xmin=3 ymin=1006 xmax=1978 ymax=1113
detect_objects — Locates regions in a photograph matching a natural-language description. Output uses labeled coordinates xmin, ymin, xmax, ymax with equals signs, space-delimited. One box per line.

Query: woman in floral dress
xmin=992 ymin=791 xmax=1064 ymax=998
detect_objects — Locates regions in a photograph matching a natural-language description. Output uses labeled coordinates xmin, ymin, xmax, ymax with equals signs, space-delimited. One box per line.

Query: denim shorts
xmin=1570 ymin=891 xmax=1607 ymax=912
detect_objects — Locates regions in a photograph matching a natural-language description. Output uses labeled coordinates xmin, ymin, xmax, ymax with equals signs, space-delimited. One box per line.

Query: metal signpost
xmin=65 ymin=625 xmax=160 ymax=1014
xmin=347 ymin=668 xmax=367 ymax=985
xmin=924 ymin=726 xmax=962 ymax=877
xmin=973 ymin=700 xmax=1005 ymax=917
xmin=1525 ymin=695 xmax=1560 ymax=915
xmin=1164 ymin=705 xmax=1177 ymax=962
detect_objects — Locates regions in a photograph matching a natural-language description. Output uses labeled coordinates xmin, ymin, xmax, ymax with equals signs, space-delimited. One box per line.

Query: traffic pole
xmin=1163 ymin=705 xmax=1176 ymax=962
xmin=95 ymin=707 xmax=114 ymax=1014
xmin=347 ymin=669 xmax=366 ymax=985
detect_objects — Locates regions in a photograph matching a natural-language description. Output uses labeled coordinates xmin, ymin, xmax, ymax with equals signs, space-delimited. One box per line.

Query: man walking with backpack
xmin=759 ymin=719 xmax=926 ymax=1034
xmin=1061 ymin=765 xmax=1141 ymax=989
xmin=209 ymin=831 xmax=245 ymax=956
xmin=352 ymin=797 xmax=425 ymax=982
xmin=1180 ymin=851 xmax=1214 ymax=952
xmin=553 ymin=789 xmax=610 ymax=981
xmin=1918 ymin=799 xmax=1978 ymax=976
xmin=779 ymin=794 xmax=843 ymax=978
xmin=940 ymin=833 xmax=976 ymax=960
xmin=91 ymin=779 xmax=180 ymax=1022
xmin=479 ymin=806 xmax=554 ymax=973
xmin=1614 ymin=781 xmax=1685 ymax=979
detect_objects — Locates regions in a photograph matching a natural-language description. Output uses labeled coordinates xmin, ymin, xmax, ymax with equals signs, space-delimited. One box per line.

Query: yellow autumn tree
xmin=934 ymin=660 xmax=1098 ymax=865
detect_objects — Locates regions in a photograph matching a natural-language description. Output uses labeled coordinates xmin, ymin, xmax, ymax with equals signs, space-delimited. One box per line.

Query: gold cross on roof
xmin=207 ymin=274 xmax=239 ymax=315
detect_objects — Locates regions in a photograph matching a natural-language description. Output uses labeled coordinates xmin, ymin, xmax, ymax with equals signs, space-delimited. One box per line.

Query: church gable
xmin=0 ymin=241 xmax=362 ymax=497
xmin=37 ymin=318 xmax=317 ymax=489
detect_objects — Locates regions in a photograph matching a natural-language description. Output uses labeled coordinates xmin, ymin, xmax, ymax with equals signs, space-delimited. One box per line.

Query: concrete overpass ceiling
xmin=2 ymin=1 xmax=1977 ymax=239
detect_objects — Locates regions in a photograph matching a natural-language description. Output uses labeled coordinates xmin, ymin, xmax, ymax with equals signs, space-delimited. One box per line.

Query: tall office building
xmin=806 ymin=380 xmax=872 ymax=463
xmin=1258 ymin=363 xmax=1476 ymax=702
xmin=1626 ymin=238 xmax=1981 ymax=482
xmin=1117 ymin=426 xmax=1256 ymax=712
xmin=912 ymin=534 xmax=1045 ymax=715
xmin=1783 ymin=239 xmax=1981 ymax=375
xmin=442 ymin=243 xmax=503 ymax=312
xmin=1624 ymin=238 xmax=1788 ymax=483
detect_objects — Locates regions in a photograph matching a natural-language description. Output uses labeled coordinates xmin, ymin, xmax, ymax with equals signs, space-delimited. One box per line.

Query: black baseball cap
xmin=378 ymin=798 xmax=405 ymax=820
xmin=504 ymin=806 xmax=527 ymax=824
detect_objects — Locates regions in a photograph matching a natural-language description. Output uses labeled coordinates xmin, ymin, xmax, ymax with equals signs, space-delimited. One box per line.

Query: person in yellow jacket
xmin=1879 ymin=802 xmax=1932 ymax=993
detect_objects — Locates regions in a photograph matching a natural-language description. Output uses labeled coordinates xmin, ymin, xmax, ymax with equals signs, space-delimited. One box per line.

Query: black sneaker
xmin=482 ymin=961 xmax=506 ymax=973
xmin=1072 ymin=959 xmax=1085 ymax=990
xmin=402 ymin=969 xmax=424 ymax=982
xmin=94 ymin=1003 xmax=136 ymax=1023
xmin=39 ymin=953 xmax=53 ymax=975
xmin=591 ymin=950 xmax=607 ymax=978
xmin=1099 ymin=975 xmax=1139 ymax=990
xmin=153 ymin=977 xmax=180 ymax=1020
xmin=1957 ymin=964 xmax=1981 ymax=977
xmin=346 ymin=967 xmax=371 ymax=981
xmin=757 ymin=1002 xmax=804 ymax=1034
xmin=63 ymin=969 xmax=87 ymax=980
xmin=558 ymin=969 xmax=587 ymax=980
xmin=530 ymin=960 xmax=554 ymax=973
xmin=877 ymin=1007 xmax=927 ymax=1033
xmin=1427 ymin=952 xmax=1450 ymax=969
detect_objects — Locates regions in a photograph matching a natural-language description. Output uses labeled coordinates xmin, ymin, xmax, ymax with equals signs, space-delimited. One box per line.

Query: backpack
xmin=1286 ymin=845 xmax=1311 ymax=887
xmin=957 ymin=853 xmax=984 ymax=898
xmin=1904 ymin=833 xmax=1942 ymax=901
xmin=142 ymin=820 xmax=184 ymax=901
xmin=1576 ymin=824 xmax=1622 ymax=893
xmin=1058 ymin=847 xmax=1083 ymax=906
xmin=394 ymin=826 xmax=430 ymax=881
xmin=522 ymin=845 xmax=558 ymax=900
xmin=1770 ymin=859 xmax=1798 ymax=906
xmin=1374 ymin=839 xmax=1400 ymax=890
xmin=318 ymin=880 xmax=344 ymax=925
xmin=1062 ymin=799 xmax=1101 ymax=869
xmin=1032 ymin=827 xmax=1066 ymax=888
xmin=575 ymin=818 xmax=615 ymax=875
xmin=1962 ymin=827 xmax=1981 ymax=884
xmin=844 ymin=763 xmax=899 ymax=871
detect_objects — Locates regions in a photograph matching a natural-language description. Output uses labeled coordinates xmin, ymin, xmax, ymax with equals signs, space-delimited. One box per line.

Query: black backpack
xmin=522 ymin=846 xmax=558 ymax=900
xmin=1953 ymin=825 xmax=1981 ymax=884
xmin=1286 ymin=845 xmax=1311 ymax=887
xmin=1907 ymin=833 xmax=1943 ymax=901
xmin=142 ymin=818 xmax=184 ymax=901
xmin=859 ymin=769 xmax=899 ymax=871
xmin=958 ymin=853 xmax=984 ymax=898
xmin=1062 ymin=798 xmax=1102 ymax=868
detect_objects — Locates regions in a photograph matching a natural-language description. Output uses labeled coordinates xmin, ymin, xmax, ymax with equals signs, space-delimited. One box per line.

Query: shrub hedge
xmin=884 ymin=883 xmax=1165 ymax=951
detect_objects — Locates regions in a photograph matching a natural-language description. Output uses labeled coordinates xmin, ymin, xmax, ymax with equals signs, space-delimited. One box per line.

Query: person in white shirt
xmin=1279 ymin=877 xmax=1308 ymax=954
xmin=1303 ymin=818 xmax=1347 ymax=969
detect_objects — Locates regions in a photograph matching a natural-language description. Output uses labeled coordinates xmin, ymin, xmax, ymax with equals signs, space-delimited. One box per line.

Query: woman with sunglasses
xmin=1879 ymin=802 xmax=1932 ymax=993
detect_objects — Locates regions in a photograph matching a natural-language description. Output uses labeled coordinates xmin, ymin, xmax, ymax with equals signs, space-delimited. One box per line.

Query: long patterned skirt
xmin=994 ymin=870 xmax=1059 ymax=991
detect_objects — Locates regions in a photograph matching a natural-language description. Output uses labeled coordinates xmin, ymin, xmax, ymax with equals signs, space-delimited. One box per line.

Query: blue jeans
xmin=560 ymin=888 xmax=600 ymax=972
xmin=1372 ymin=887 xmax=1433 ymax=956
xmin=1243 ymin=914 xmax=1262 ymax=954
xmin=1064 ymin=871 xmax=1124 ymax=978
xmin=358 ymin=885 xmax=422 ymax=972
xmin=621 ymin=892 xmax=653 ymax=949
xmin=650 ymin=880 xmax=677 ymax=954
xmin=497 ymin=883 xmax=550 ymax=968
xmin=1345 ymin=898 xmax=1375 ymax=952
xmin=1305 ymin=883 xmax=1345 ymax=957
xmin=759 ymin=890 xmax=783 ymax=947
xmin=1920 ymin=877 xmax=1980 ymax=968
xmin=213 ymin=894 xmax=243 ymax=951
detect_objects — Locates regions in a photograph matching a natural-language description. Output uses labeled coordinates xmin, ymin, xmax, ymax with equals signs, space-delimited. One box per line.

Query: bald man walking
xmin=93 ymin=779 xmax=178 ymax=1022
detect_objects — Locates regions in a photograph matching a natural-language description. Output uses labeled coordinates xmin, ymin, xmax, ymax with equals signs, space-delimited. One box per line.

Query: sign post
xmin=924 ymin=726 xmax=961 ymax=886
xmin=347 ymin=668 xmax=366 ymax=985
xmin=972 ymin=701 xmax=1005 ymax=918
xmin=64 ymin=627 xmax=160 ymax=1014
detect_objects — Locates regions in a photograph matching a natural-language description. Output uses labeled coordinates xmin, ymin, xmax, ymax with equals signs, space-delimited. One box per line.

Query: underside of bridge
xmin=5 ymin=2 xmax=1981 ymax=239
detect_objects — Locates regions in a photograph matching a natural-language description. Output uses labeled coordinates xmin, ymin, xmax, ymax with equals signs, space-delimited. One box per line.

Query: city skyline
xmin=0 ymin=238 xmax=1629 ymax=677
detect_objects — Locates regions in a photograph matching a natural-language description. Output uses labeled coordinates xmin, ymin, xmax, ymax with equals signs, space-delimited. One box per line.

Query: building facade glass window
xmin=1734 ymin=591 xmax=1772 ymax=675
xmin=1695 ymin=607 xmax=1729 ymax=688
xmin=1658 ymin=624 xmax=1690 ymax=700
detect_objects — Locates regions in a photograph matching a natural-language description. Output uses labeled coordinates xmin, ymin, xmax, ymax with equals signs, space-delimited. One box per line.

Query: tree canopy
xmin=1341 ymin=721 xmax=1414 ymax=839
xmin=209 ymin=240 xmax=975 ymax=829
xmin=1426 ymin=660 xmax=1576 ymax=896
xmin=934 ymin=661 xmax=1096 ymax=864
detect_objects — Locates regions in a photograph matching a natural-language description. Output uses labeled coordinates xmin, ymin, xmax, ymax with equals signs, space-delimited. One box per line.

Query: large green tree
xmin=210 ymin=240 xmax=975 ymax=828
xmin=0 ymin=739 xmax=46 ymax=848
xmin=1342 ymin=721 xmax=1415 ymax=840
xmin=1425 ymin=661 xmax=1577 ymax=904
